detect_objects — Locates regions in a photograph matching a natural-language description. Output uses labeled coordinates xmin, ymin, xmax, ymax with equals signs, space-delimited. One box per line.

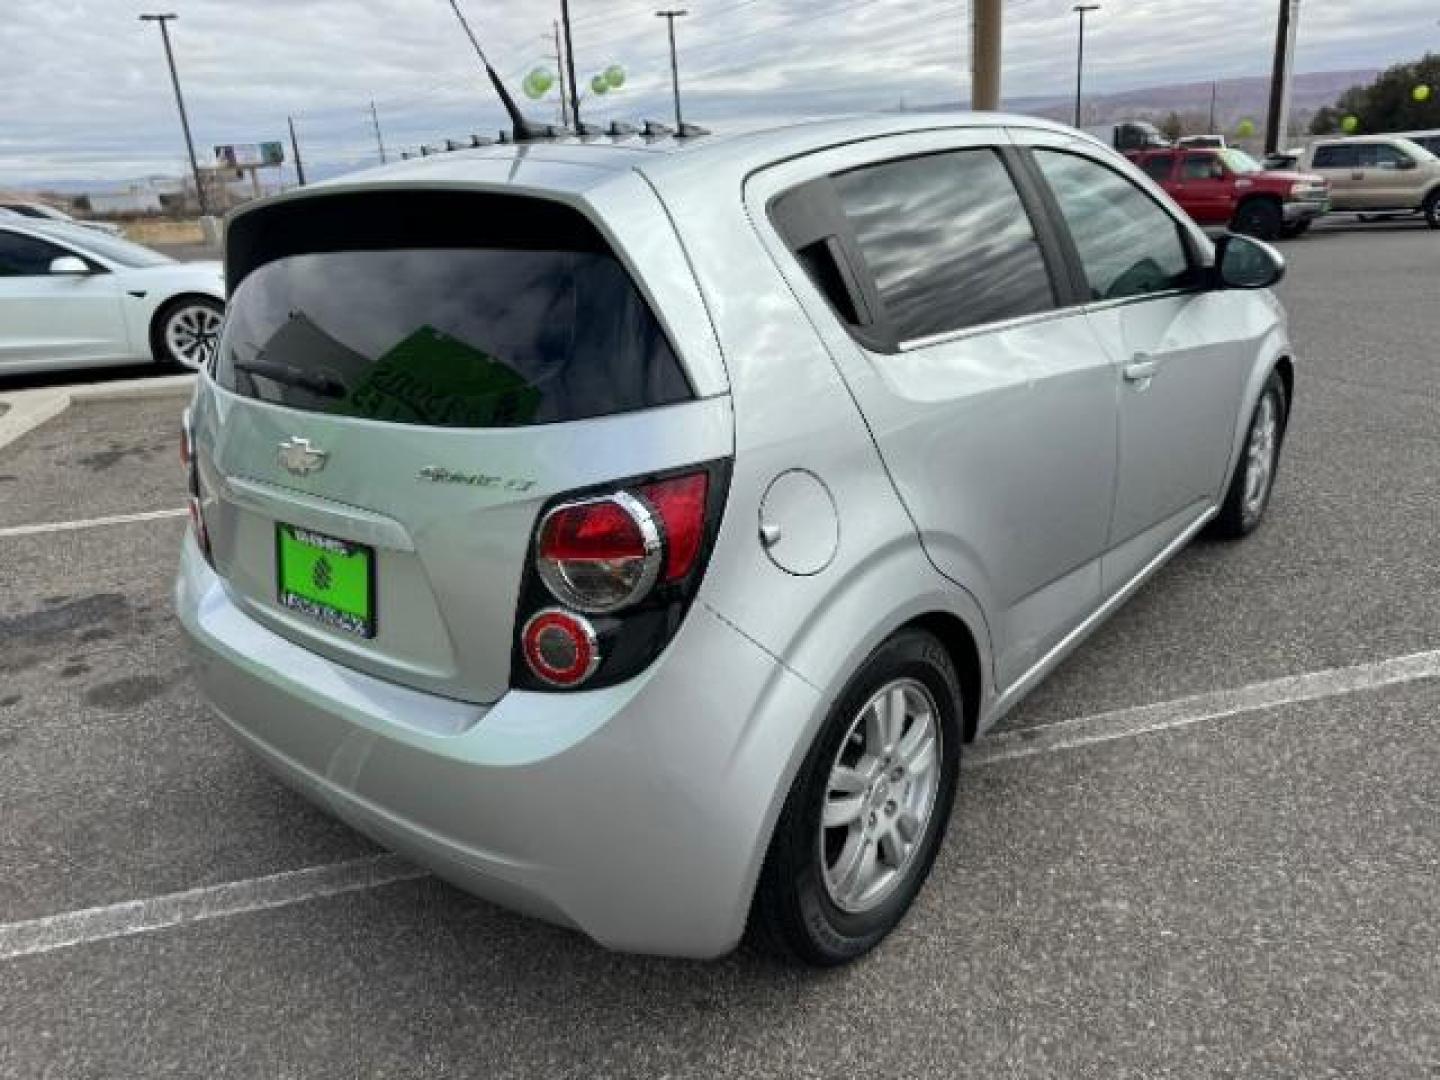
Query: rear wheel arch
xmin=901 ymin=611 xmax=982 ymax=743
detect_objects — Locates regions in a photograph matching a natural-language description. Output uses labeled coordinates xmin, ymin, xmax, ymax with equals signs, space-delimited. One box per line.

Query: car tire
xmin=1206 ymin=370 xmax=1288 ymax=540
xmin=1422 ymin=190 xmax=1440 ymax=230
xmin=1279 ymin=220 xmax=1311 ymax=239
xmin=749 ymin=628 xmax=963 ymax=966
xmin=1232 ymin=198 xmax=1282 ymax=240
xmin=152 ymin=296 xmax=224 ymax=372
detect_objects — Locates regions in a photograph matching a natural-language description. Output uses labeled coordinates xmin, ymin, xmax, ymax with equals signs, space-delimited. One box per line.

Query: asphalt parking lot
xmin=1 ymin=224 xmax=1437 ymax=1078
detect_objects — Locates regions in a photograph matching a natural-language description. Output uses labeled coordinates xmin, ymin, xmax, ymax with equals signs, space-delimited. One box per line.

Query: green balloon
xmin=591 ymin=74 xmax=610 ymax=95
xmin=604 ymin=64 xmax=626 ymax=90
xmin=1341 ymin=115 xmax=1359 ymax=133
xmin=522 ymin=68 xmax=554 ymax=100
xmin=1414 ymin=85 xmax=1432 ymax=103
xmin=1235 ymin=118 xmax=1256 ymax=138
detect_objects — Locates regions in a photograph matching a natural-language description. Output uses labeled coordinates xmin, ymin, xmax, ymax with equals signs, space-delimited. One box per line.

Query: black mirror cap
xmin=1216 ymin=233 xmax=1286 ymax=290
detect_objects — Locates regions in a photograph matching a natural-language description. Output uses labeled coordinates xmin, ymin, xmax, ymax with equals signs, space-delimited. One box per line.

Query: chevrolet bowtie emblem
xmin=277 ymin=436 xmax=329 ymax=477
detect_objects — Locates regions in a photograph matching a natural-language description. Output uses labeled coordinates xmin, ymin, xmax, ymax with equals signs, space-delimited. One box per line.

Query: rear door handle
xmin=1123 ymin=356 xmax=1158 ymax=383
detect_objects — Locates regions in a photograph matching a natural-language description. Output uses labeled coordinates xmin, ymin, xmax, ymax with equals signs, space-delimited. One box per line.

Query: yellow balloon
xmin=1414 ymin=85 xmax=1432 ymax=103
xmin=1341 ymin=115 xmax=1359 ymax=133
xmin=1235 ymin=119 xmax=1256 ymax=137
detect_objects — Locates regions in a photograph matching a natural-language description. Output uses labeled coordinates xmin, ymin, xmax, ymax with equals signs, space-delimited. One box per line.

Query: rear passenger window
xmin=1311 ymin=145 xmax=1357 ymax=169
xmin=1033 ymin=150 xmax=1193 ymax=302
xmin=832 ymin=150 xmax=1055 ymax=341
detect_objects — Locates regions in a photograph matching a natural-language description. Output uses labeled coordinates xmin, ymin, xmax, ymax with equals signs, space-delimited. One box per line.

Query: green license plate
xmin=276 ymin=524 xmax=375 ymax=638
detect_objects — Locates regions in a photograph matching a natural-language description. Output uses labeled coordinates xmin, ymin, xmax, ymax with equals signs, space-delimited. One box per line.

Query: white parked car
xmin=0 ymin=200 xmax=125 ymax=236
xmin=0 ymin=218 xmax=224 ymax=375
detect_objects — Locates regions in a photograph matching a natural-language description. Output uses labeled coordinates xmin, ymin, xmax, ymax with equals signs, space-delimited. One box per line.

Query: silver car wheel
xmin=820 ymin=677 xmax=942 ymax=914
xmin=1242 ymin=392 xmax=1279 ymax=519
xmin=164 ymin=302 xmax=223 ymax=370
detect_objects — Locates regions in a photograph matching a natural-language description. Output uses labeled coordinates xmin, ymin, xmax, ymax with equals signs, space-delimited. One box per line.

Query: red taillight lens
xmin=522 ymin=609 xmax=600 ymax=687
xmin=537 ymin=492 xmax=661 ymax=614
xmin=182 ymin=409 xmax=212 ymax=562
xmin=640 ymin=472 xmax=709 ymax=582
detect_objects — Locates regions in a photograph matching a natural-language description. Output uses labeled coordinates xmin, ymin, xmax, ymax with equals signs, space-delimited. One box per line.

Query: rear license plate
xmin=276 ymin=524 xmax=376 ymax=638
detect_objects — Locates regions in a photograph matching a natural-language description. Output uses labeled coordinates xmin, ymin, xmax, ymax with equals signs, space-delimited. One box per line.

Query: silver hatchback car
xmin=177 ymin=113 xmax=1293 ymax=965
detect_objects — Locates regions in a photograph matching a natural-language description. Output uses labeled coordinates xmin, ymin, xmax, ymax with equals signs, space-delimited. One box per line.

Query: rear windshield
xmin=216 ymin=191 xmax=691 ymax=428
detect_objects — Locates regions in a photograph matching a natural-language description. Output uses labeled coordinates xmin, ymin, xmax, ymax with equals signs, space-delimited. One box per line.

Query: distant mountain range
xmin=1000 ymin=69 xmax=1378 ymax=134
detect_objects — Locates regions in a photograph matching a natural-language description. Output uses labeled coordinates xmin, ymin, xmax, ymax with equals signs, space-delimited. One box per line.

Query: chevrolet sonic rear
xmin=178 ymin=116 xmax=1294 ymax=964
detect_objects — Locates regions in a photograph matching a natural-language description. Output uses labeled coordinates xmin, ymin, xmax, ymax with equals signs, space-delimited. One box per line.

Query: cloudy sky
xmin=2 ymin=0 xmax=1436 ymax=190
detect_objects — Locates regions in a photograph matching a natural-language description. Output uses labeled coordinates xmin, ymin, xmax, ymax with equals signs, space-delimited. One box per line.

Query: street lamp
xmin=139 ymin=13 xmax=209 ymax=217
xmin=1072 ymin=4 xmax=1100 ymax=129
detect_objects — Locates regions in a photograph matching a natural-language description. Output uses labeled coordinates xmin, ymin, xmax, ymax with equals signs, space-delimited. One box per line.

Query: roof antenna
xmin=443 ymin=0 xmax=550 ymax=142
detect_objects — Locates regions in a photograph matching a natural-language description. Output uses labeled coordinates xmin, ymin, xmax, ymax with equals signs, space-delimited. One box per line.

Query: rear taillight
xmin=521 ymin=609 xmax=601 ymax=687
xmin=514 ymin=461 xmax=729 ymax=692
xmin=181 ymin=409 xmax=212 ymax=563
xmin=537 ymin=493 xmax=662 ymax=614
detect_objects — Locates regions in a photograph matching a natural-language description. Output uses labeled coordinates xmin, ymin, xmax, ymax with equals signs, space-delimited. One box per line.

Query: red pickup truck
xmin=1128 ymin=147 xmax=1330 ymax=239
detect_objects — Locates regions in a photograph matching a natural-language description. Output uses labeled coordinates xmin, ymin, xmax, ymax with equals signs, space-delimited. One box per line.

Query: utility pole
xmin=1264 ymin=0 xmax=1300 ymax=154
xmin=552 ymin=21 xmax=571 ymax=126
xmin=139 ymin=13 xmax=208 ymax=216
xmin=971 ymin=0 xmax=1002 ymax=111
xmin=288 ymin=116 xmax=307 ymax=186
xmin=1072 ymin=4 xmax=1100 ymax=128
xmin=560 ymin=0 xmax=582 ymax=125
xmin=1209 ymin=81 xmax=1218 ymax=131
xmin=369 ymin=100 xmax=388 ymax=163
xmin=655 ymin=10 xmax=689 ymax=130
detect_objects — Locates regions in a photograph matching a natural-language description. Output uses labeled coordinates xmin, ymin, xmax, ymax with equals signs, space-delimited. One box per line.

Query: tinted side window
xmin=1181 ymin=154 xmax=1222 ymax=180
xmin=832 ymin=149 xmax=1055 ymax=341
xmin=1140 ymin=154 xmax=1176 ymax=182
xmin=1371 ymin=143 xmax=1411 ymax=168
xmin=1311 ymin=145 xmax=1357 ymax=169
xmin=0 ymin=230 xmax=66 ymax=276
xmin=1033 ymin=150 xmax=1192 ymax=302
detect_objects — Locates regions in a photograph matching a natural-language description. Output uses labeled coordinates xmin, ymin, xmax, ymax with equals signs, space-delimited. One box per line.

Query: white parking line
xmin=0 ymin=855 xmax=425 ymax=962
xmin=2 ymin=649 xmax=1437 ymax=963
xmin=0 ymin=507 xmax=187 ymax=539
xmin=970 ymin=648 xmax=1440 ymax=766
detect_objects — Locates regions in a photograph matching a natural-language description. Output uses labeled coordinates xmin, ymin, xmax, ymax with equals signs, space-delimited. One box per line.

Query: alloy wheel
xmin=164 ymin=303 xmax=223 ymax=370
xmin=819 ymin=677 xmax=943 ymax=914
xmin=1242 ymin=392 xmax=1279 ymax=520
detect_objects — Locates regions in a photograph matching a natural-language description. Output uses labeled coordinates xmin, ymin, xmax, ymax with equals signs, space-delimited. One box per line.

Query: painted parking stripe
xmin=0 ymin=507 xmax=187 ymax=539
xmin=0 ymin=854 xmax=425 ymax=963
xmin=3 ymin=651 xmax=1438 ymax=962
xmin=970 ymin=648 xmax=1440 ymax=766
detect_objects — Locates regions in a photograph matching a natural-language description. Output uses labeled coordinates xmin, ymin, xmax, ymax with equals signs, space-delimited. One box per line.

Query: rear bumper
xmin=175 ymin=533 xmax=821 ymax=958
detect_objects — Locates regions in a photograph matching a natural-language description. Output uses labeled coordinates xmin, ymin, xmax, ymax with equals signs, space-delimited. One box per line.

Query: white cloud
xmin=0 ymin=0 xmax=1434 ymax=188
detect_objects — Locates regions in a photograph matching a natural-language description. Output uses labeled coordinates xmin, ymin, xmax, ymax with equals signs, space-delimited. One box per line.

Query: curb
xmin=0 ymin=374 xmax=194 ymax=454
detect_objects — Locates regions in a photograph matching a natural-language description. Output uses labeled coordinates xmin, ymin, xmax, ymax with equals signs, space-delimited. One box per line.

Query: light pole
xmin=655 ymin=9 xmax=689 ymax=130
xmin=1072 ymin=4 xmax=1100 ymax=129
xmin=140 ymin=14 xmax=209 ymax=216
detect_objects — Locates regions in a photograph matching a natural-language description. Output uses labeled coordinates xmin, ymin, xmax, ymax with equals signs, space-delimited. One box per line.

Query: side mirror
xmin=1396 ymin=157 xmax=1418 ymax=171
xmin=49 ymin=255 xmax=90 ymax=275
xmin=1215 ymin=233 xmax=1286 ymax=290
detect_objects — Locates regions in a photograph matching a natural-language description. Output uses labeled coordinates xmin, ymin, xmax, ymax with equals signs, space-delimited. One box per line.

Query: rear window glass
xmin=216 ymin=192 xmax=691 ymax=428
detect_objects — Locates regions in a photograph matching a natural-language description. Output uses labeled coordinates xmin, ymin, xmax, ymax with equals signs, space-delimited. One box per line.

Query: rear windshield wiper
xmin=233 ymin=358 xmax=348 ymax=399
